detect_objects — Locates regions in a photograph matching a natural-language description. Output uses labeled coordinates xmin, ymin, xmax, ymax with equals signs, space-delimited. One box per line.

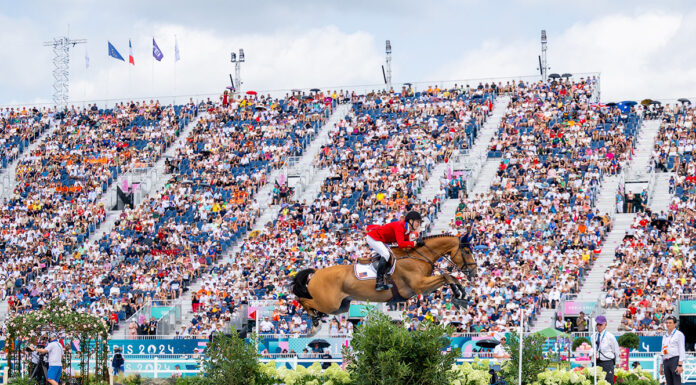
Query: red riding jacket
xmin=366 ymin=220 xmax=417 ymax=248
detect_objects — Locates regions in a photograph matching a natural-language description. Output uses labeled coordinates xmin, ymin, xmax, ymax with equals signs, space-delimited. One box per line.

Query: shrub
xmin=502 ymin=332 xmax=551 ymax=385
xmin=615 ymin=368 xmax=659 ymax=385
xmin=8 ymin=377 xmax=38 ymax=385
xmin=344 ymin=311 xmax=460 ymax=385
xmin=532 ymin=367 xmax=611 ymax=385
xmin=202 ymin=333 xmax=275 ymax=385
xmin=174 ymin=375 xmax=213 ymax=385
xmin=617 ymin=333 xmax=640 ymax=350
xmin=450 ymin=360 xmax=491 ymax=385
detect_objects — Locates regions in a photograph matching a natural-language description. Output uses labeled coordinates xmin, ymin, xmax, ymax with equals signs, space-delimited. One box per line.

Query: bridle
xmin=398 ymin=237 xmax=477 ymax=280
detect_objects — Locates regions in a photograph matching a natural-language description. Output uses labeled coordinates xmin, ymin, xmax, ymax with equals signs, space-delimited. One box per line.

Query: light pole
xmin=538 ymin=30 xmax=549 ymax=82
xmin=230 ymin=48 xmax=245 ymax=96
xmin=385 ymin=40 xmax=392 ymax=91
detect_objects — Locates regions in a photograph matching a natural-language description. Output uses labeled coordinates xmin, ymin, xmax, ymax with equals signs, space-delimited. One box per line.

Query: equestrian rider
xmin=366 ymin=211 xmax=425 ymax=291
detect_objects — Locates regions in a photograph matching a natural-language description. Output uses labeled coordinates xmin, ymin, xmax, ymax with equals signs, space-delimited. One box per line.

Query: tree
xmin=617 ymin=333 xmax=640 ymax=350
xmin=502 ymin=332 xmax=551 ymax=385
xmin=345 ymin=311 xmax=460 ymax=385
xmin=203 ymin=333 xmax=274 ymax=385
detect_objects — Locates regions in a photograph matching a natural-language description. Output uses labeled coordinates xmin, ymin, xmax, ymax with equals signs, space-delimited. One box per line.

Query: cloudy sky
xmin=2 ymin=0 xmax=696 ymax=106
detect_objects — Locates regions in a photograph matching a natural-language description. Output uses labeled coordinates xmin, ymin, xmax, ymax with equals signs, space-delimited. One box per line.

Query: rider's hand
xmin=416 ymin=238 xmax=425 ymax=247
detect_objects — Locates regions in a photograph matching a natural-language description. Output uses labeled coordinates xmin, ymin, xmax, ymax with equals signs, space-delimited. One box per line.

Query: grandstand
xmin=2 ymin=78 xmax=696 ymax=381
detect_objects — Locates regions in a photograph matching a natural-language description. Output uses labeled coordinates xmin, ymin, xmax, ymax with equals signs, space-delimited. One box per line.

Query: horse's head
xmin=456 ymin=236 xmax=478 ymax=280
xmin=420 ymin=235 xmax=477 ymax=280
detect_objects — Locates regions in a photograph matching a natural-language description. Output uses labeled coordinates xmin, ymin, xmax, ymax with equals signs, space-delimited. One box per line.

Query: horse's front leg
xmin=410 ymin=274 xmax=451 ymax=296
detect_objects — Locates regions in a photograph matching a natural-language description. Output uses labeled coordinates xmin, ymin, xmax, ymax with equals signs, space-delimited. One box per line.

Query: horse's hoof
xmin=452 ymin=298 xmax=468 ymax=309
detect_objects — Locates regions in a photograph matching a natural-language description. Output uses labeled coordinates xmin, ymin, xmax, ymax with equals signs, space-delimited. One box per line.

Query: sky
xmin=2 ymin=0 xmax=696 ymax=106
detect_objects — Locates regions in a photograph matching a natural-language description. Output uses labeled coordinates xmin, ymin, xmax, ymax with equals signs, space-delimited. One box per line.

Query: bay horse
xmin=291 ymin=235 xmax=477 ymax=326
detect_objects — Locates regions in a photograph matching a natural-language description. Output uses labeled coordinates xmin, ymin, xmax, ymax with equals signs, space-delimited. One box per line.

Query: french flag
xmin=128 ymin=39 xmax=135 ymax=65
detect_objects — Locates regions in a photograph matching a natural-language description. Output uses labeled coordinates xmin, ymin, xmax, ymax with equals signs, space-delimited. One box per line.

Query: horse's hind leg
xmin=331 ymin=297 xmax=352 ymax=315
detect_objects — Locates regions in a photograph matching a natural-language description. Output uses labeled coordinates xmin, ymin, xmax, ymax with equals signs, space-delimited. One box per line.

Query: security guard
xmin=593 ymin=315 xmax=620 ymax=384
xmin=660 ymin=316 xmax=686 ymax=385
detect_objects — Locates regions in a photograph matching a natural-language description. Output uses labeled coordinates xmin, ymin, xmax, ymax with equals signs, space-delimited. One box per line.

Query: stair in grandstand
xmin=419 ymin=162 xmax=451 ymax=203
xmin=0 ymin=119 xmax=61 ymax=200
xmin=534 ymin=307 xmax=557 ymax=330
xmin=594 ymin=175 xmax=621 ymax=215
xmin=428 ymin=96 xmax=511 ymax=234
xmin=626 ymin=119 xmax=661 ymax=177
xmin=470 ymin=159 xmax=501 ymax=196
xmin=649 ymin=172 xmax=674 ymax=214
xmin=248 ymin=103 xmax=351 ymax=235
xmin=603 ymin=308 xmax=627 ymax=332
xmin=296 ymin=167 xmax=331 ymax=203
xmin=576 ymin=213 xmax=636 ymax=331
xmin=164 ymin=105 xmax=351 ymax=336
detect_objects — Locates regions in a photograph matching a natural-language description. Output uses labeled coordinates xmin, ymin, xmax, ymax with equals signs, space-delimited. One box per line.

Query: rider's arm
xmin=394 ymin=223 xmax=416 ymax=248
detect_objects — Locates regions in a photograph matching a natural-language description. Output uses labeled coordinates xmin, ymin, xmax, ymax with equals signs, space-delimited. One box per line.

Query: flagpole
xmin=174 ymin=35 xmax=177 ymax=104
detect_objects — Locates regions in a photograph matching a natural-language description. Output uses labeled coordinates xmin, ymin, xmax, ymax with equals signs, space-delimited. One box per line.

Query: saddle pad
xmin=353 ymin=261 xmax=396 ymax=281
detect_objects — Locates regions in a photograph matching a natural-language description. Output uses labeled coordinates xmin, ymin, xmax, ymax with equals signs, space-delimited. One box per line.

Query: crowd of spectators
xmin=604 ymin=104 xmax=696 ymax=332
xmin=0 ymin=101 xmax=197 ymax=333
xmin=434 ymin=77 xmax=645 ymax=333
xmin=0 ymin=106 xmax=52 ymax=170
xmin=180 ymin=85 xmax=496 ymax=336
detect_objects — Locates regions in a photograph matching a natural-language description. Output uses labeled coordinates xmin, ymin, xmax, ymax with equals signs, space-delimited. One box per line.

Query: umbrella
xmin=308 ymin=339 xmax=331 ymax=349
xmin=403 ymin=82 xmax=413 ymax=87
xmin=651 ymin=100 xmax=662 ymax=105
xmin=619 ymin=101 xmax=637 ymax=107
xmin=291 ymin=89 xmax=302 ymax=93
xmin=310 ymin=88 xmax=320 ymax=93
xmin=246 ymin=90 xmax=258 ymax=96
xmin=606 ymin=102 xmax=617 ymax=107
xmin=225 ymin=86 xmax=234 ymax=90
xmin=548 ymin=73 xmax=561 ymax=79
xmin=640 ymin=99 xmax=652 ymax=106
xmin=255 ymin=105 xmax=267 ymax=111
xmin=678 ymin=98 xmax=691 ymax=104
xmin=475 ymin=339 xmax=500 ymax=349
xmin=537 ymin=327 xmax=570 ymax=338
xmin=561 ymin=73 xmax=572 ymax=78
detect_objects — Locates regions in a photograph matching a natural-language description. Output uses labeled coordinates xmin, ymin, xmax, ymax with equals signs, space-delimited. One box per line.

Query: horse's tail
xmin=291 ymin=268 xmax=315 ymax=299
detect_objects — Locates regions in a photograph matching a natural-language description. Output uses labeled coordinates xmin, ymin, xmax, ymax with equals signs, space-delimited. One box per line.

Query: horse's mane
xmin=422 ymin=234 xmax=458 ymax=240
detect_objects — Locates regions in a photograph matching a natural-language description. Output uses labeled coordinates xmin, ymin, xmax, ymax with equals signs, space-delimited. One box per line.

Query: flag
xmin=174 ymin=36 xmax=181 ymax=62
xmin=108 ymin=41 xmax=125 ymax=61
xmin=128 ymin=39 xmax=135 ymax=65
xmin=85 ymin=47 xmax=89 ymax=69
xmin=152 ymin=38 xmax=163 ymax=61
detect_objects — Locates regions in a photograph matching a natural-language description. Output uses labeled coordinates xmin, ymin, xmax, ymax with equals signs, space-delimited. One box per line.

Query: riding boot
xmin=375 ymin=258 xmax=393 ymax=291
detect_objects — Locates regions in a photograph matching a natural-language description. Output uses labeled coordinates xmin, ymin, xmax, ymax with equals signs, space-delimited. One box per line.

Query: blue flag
xmin=152 ymin=38 xmax=164 ymax=61
xmin=108 ymin=41 xmax=125 ymax=61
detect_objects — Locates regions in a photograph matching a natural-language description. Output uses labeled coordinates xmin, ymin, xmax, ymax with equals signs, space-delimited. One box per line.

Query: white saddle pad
xmin=354 ymin=261 xmax=396 ymax=281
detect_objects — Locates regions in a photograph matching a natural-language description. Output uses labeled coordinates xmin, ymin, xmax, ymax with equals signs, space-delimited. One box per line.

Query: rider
xmin=366 ymin=211 xmax=425 ymax=291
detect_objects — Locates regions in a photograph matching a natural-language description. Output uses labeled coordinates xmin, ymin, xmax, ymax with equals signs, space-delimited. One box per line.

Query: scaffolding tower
xmin=43 ymin=36 xmax=87 ymax=107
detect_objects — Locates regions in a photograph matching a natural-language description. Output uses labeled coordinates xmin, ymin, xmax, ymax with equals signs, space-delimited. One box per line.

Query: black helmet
xmin=405 ymin=211 xmax=422 ymax=222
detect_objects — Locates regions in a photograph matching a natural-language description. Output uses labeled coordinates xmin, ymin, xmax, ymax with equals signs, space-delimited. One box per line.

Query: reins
xmin=396 ymin=238 xmax=476 ymax=277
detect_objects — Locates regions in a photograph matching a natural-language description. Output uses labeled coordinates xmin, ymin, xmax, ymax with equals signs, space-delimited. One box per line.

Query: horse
xmin=291 ymin=235 xmax=477 ymax=327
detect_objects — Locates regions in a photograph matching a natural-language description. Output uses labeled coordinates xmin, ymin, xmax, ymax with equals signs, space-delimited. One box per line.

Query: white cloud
xmin=67 ymin=25 xmax=383 ymax=106
xmin=431 ymin=11 xmax=696 ymax=102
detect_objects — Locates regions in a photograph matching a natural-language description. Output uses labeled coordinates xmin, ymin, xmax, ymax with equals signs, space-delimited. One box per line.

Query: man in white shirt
xmin=493 ymin=333 xmax=511 ymax=361
xmin=32 ymin=335 xmax=64 ymax=385
xmin=593 ymin=316 xmax=620 ymax=384
xmin=260 ymin=316 xmax=275 ymax=334
xmin=660 ymin=316 xmax=686 ymax=385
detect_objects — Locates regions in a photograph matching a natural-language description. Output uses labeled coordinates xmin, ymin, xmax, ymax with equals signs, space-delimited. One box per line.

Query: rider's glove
xmin=416 ymin=238 xmax=425 ymax=247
